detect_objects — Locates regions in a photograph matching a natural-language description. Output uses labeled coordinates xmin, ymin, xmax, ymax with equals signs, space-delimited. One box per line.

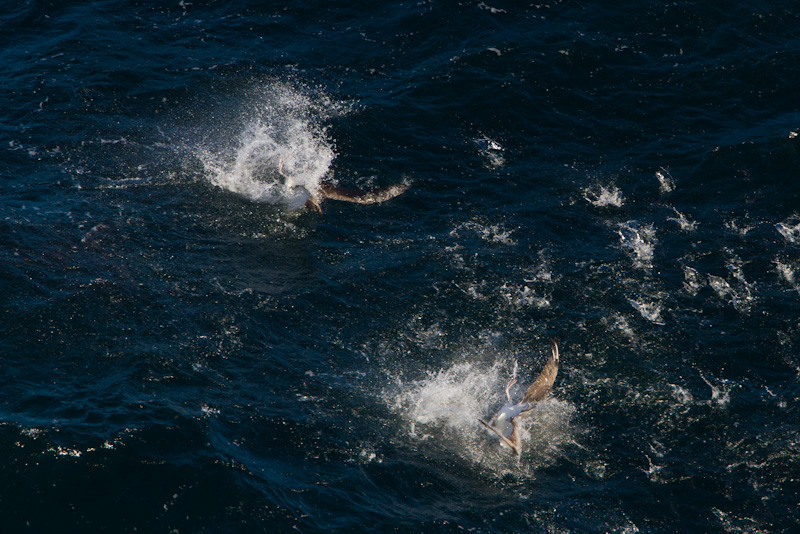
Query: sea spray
xmin=386 ymin=356 xmax=575 ymax=477
xmin=195 ymin=81 xmax=340 ymax=209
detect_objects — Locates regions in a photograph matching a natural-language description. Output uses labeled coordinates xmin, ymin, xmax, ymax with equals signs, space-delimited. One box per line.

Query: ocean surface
xmin=2 ymin=1 xmax=799 ymax=532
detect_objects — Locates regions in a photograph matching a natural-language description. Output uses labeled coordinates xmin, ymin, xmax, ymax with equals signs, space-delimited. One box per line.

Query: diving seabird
xmin=480 ymin=338 xmax=560 ymax=456
xmin=278 ymin=158 xmax=410 ymax=213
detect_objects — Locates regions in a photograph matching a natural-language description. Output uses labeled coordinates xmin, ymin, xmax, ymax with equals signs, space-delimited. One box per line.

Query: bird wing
xmin=520 ymin=338 xmax=560 ymax=404
xmin=479 ymin=419 xmax=521 ymax=456
xmin=319 ymin=181 xmax=410 ymax=204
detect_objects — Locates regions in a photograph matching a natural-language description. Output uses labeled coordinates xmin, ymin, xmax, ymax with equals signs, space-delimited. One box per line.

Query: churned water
xmin=2 ymin=1 xmax=799 ymax=532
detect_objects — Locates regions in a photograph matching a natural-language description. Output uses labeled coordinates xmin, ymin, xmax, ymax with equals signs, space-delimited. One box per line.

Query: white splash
xmin=474 ymin=135 xmax=505 ymax=168
xmin=700 ymin=373 xmax=731 ymax=407
xmin=655 ymin=167 xmax=675 ymax=194
xmin=709 ymin=254 xmax=756 ymax=312
xmin=708 ymin=274 xmax=733 ymax=299
xmin=775 ymin=259 xmax=799 ymax=290
xmin=522 ymin=251 xmax=555 ymax=284
xmin=682 ymin=265 xmax=705 ymax=295
xmin=776 ymin=215 xmax=800 ymax=244
xmin=611 ymin=314 xmax=636 ymax=340
xmin=618 ymin=221 xmax=656 ymax=268
xmin=669 ymin=384 xmax=694 ymax=404
xmin=629 ymin=298 xmax=665 ymax=325
xmin=197 ymin=82 xmax=339 ymax=210
xmin=776 ymin=261 xmax=795 ymax=285
xmin=450 ymin=220 xmax=516 ymax=245
xmin=708 ymin=272 xmax=755 ymax=313
xmin=726 ymin=218 xmax=756 ymax=237
xmin=643 ymin=454 xmax=666 ymax=483
xmin=667 ymin=207 xmax=697 ymax=231
xmin=499 ymin=283 xmax=550 ymax=309
xmin=400 ymin=362 xmax=499 ymax=428
xmin=200 ymin=404 xmax=220 ymax=417
xmin=48 ymin=446 xmax=83 ymax=458
xmin=387 ymin=356 xmax=574 ymax=474
xmin=584 ymin=184 xmax=625 ymax=208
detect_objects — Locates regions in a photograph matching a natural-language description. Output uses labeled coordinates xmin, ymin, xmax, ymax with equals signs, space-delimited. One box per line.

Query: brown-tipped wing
xmin=520 ymin=338 xmax=560 ymax=404
xmin=319 ymin=181 xmax=410 ymax=205
xmin=479 ymin=419 xmax=522 ymax=456
xmin=304 ymin=196 xmax=323 ymax=213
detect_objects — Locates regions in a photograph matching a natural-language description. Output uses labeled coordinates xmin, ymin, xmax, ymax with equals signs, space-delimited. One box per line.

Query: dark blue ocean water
xmin=2 ymin=1 xmax=800 ymax=532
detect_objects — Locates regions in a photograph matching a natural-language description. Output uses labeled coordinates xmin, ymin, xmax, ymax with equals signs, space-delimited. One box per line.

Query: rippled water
xmin=2 ymin=1 xmax=799 ymax=532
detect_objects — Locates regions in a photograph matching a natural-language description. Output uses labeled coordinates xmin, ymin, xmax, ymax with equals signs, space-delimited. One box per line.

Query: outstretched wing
xmin=520 ymin=338 xmax=560 ymax=404
xmin=319 ymin=181 xmax=411 ymax=204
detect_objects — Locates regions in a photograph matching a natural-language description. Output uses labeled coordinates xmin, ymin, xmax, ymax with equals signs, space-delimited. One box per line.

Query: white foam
xmin=669 ymin=384 xmax=694 ymax=404
xmin=456 ymin=282 xmax=487 ymax=300
xmin=712 ymin=508 xmax=769 ymax=534
xmin=478 ymin=2 xmax=507 ymax=14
